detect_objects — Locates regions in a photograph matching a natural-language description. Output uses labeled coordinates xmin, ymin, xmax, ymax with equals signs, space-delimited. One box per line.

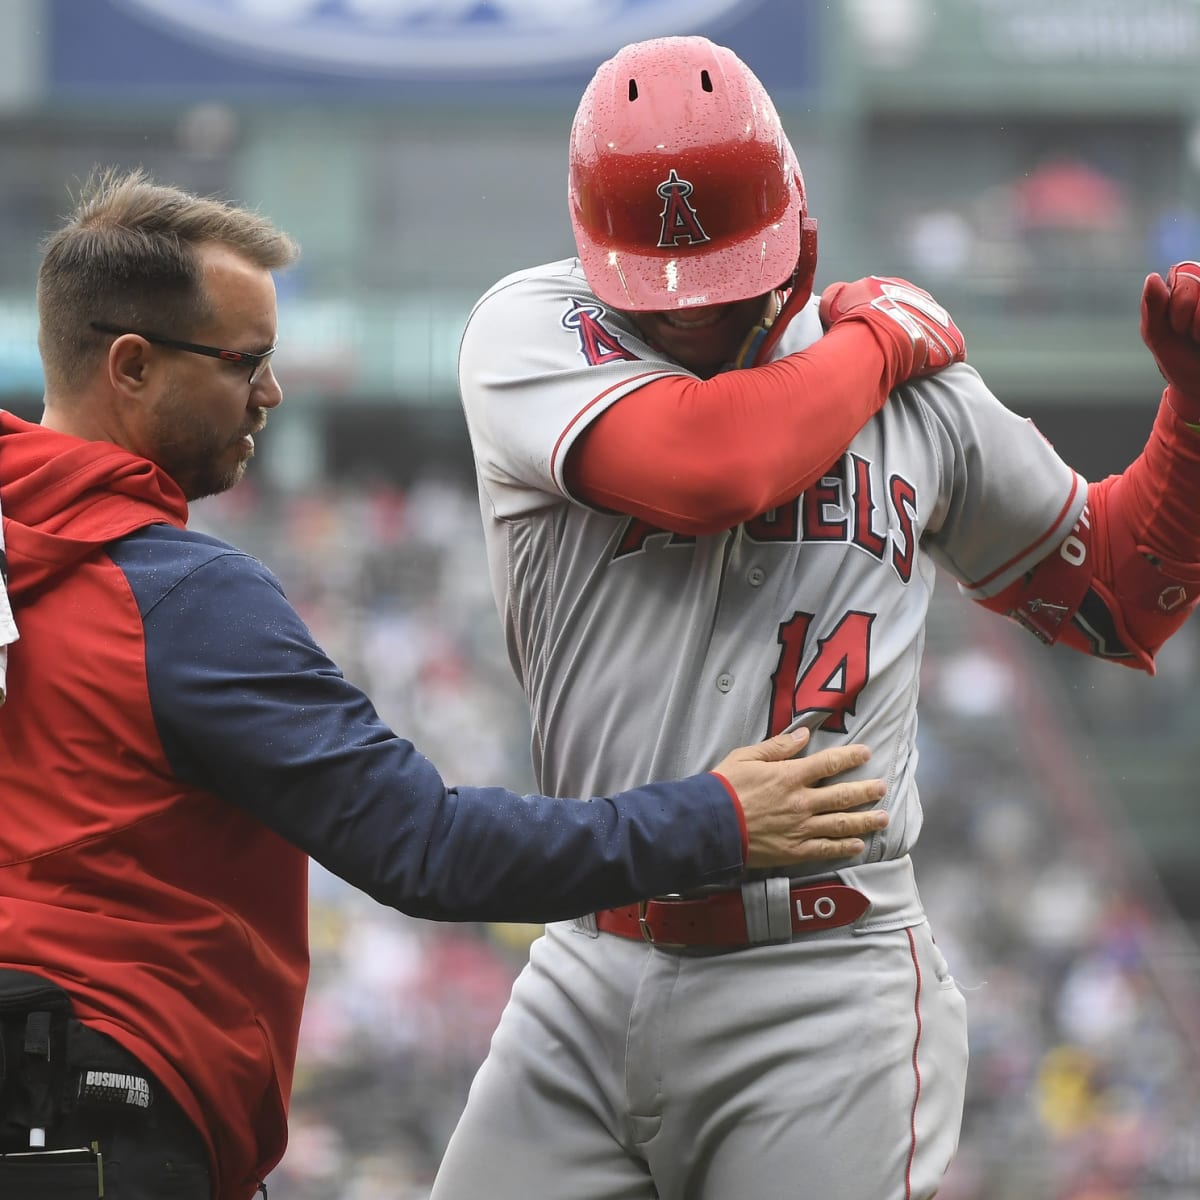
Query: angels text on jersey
xmin=610 ymin=453 xmax=918 ymax=737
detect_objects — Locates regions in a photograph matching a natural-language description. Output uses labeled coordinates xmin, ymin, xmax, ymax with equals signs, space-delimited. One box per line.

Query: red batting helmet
xmin=568 ymin=36 xmax=817 ymax=312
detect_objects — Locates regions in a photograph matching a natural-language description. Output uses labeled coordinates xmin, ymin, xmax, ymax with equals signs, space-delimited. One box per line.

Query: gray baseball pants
xmin=432 ymin=857 xmax=969 ymax=1200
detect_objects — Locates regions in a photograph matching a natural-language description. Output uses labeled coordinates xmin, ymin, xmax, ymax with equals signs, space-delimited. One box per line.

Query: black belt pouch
xmin=0 ymin=968 xmax=74 ymax=1144
xmin=0 ymin=970 xmax=112 ymax=1195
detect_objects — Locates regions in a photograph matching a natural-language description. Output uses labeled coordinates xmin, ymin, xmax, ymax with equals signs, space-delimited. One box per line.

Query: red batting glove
xmin=819 ymin=276 xmax=966 ymax=384
xmin=1141 ymin=261 xmax=1200 ymax=425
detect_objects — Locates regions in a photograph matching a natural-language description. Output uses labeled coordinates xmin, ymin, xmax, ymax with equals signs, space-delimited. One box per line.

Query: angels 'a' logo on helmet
xmin=656 ymin=170 xmax=710 ymax=249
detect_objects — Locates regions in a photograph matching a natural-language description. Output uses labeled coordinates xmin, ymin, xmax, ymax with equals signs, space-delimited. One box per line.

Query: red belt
xmin=596 ymin=882 xmax=870 ymax=949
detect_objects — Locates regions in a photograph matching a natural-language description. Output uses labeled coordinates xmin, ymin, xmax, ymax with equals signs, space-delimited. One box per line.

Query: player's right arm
xmin=565 ymin=277 xmax=965 ymax=535
xmin=459 ymin=264 xmax=962 ymax=534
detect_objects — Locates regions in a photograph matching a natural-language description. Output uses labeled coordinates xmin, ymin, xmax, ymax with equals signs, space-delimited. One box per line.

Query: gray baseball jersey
xmin=459 ymin=257 xmax=1085 ymax=877
xmin=434 ymin=257 xmax=1084 ymax=1200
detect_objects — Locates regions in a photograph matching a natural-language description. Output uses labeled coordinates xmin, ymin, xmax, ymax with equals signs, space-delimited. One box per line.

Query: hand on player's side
xmin=819 ymin=275 xmax=966 ymax=383
xmin=1141 ymin=261 xmax=1200 ymax=401
xmin=712 ymin=728 xmax=888 ymax=869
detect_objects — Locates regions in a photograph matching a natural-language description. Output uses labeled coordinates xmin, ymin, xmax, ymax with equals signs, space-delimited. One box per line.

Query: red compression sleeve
xmin=564 ymin=320 xmax=910 ymax=535
xmin=1117 ymin=388 xmax=1200 ymax=564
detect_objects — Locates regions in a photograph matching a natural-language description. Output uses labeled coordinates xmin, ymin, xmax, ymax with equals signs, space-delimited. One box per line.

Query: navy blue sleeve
xmin=117 ymin=528 xmax=744 ymax=923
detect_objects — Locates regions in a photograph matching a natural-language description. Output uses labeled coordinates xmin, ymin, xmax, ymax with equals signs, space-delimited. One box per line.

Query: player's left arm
xmin=979 ymin=263 xmax=1200 ymax=672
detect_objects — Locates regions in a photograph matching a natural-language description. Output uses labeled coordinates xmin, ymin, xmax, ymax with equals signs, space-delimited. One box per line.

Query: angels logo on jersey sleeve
xmin=562 ymin=299 xmax=640 ymax=365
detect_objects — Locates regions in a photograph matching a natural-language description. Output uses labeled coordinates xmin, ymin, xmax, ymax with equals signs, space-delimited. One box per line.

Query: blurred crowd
xmin=191 ymin=475 xmax=1200 ymax=1200
xmin=913 ymin=598 xmax=1200 ymax=1200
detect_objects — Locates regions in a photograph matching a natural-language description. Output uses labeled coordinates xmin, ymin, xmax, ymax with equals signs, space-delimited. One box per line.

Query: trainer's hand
xmin=1141 ymin=262 xmax=1200 ymax=408
xmin=819 ymin=275 xmax=966 ymax=386
xmin=712 ymin=728 xmax=888 ymax=869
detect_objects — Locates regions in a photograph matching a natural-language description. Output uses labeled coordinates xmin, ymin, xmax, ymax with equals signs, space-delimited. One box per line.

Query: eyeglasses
xmin=90 ymin=322 xmax=276 ymax=385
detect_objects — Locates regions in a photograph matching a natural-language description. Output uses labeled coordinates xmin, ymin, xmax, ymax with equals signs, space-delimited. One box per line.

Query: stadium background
xmin=2 ymin=1 xmax=1200 ymax=1195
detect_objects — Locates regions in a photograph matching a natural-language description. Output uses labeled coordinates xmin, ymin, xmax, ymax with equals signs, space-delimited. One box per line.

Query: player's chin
xmin=652 ymin=326 xmax=744 ymax=375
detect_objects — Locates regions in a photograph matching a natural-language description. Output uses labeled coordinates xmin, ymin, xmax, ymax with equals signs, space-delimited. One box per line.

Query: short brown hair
xmin=37 ymin=167 xmax=300 ymax=391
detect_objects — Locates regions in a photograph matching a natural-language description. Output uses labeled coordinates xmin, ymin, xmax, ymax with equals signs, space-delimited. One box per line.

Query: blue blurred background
xmin=3 ymin=2 xmax=1200 ymax=1196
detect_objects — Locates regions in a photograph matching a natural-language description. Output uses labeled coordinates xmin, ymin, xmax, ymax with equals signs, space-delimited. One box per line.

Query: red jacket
xmin=0 ymin=417 xmax=305 ymax=1195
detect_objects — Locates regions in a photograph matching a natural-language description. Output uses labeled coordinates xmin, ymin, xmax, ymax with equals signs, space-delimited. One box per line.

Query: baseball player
xmin=434 ymin=36 xmax=1200 ymax=1200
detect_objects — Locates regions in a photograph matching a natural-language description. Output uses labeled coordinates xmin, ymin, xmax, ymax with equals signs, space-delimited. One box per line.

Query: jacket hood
xmin=0 ymin=410 xmax=188 ymax=601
